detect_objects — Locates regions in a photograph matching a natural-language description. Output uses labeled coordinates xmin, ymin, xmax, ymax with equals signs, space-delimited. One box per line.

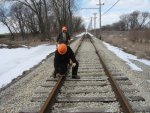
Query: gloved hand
xmin=72 ymin=63 xmax=76 ymax=67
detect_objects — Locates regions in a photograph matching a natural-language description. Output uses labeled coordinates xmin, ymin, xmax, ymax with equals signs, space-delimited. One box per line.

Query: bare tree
xmin=23 ymin=8 xmax=39 ymax=34
xmin=50 ymin=0 xmax=77 ymax=32
xmin=11 ymin=3 xmax=27 ymax=39
xmin=72 ymin=16 xmax=85 ymax=32
xmin=0 ymin=2 xmax=15 ymax=40
xmin=138 ymin=12 xmax=149 ymax=29
xmin=120 ymin=14 xmax=130 ymax=30
xmin=2 ymin=0 xmax=84 ymax=40
xmin=128 ymin=11 xmax=140 ymax=30
xmin=10 ymin=0 xmax=50 ymax=40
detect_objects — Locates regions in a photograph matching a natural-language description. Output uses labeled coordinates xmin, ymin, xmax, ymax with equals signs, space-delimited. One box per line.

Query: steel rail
xmin=90 ymin=36 xmax=134 ymax=113
xmin=39 ymin=76 xmax=65 ymax=113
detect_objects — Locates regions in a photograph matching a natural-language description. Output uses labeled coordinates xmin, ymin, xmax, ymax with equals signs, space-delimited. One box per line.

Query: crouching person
xmin=53 ymin=43 xmax=80 ymax=79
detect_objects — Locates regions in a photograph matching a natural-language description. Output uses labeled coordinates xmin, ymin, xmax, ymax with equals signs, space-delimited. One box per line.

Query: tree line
xmin=0 ymin=0 xmax=85 ymax=41
xmin=102 ymin=11 xmax=150 ymax=43
xmin=102 ymin=11 xmax=150 ymax=31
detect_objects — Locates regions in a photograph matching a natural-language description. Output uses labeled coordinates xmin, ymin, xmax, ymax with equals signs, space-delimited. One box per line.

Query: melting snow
xmin=0 ymin=44 xmax=56 ymax=88
xmin=103 ymin=42 xmax=150 ymax=71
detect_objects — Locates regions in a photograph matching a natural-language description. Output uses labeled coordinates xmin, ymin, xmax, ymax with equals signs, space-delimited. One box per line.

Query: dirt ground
xmin=101 ymin=31 xmax=150 ymax=60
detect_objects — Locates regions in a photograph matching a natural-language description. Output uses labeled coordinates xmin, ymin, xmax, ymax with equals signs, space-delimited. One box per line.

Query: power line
xmin=102 ymin=0 xmax=120 ymax=16
xmin=81 ymin=0 xmax=104 ymax=39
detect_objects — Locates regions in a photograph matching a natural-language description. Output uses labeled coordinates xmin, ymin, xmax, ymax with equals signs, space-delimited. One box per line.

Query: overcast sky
xmin=77 ymin=0 xmax=150 ymax=28
xmin=0 ymin=0 xmax=150 ymax=34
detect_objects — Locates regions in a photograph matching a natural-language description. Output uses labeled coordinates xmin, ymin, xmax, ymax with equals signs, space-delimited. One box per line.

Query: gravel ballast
xmin=1 ymin=34 xmax=150 ymax=112
xmin=92 ymin=36 xmax=150 ymax=107
xmin=0 ymin=38 xmax=81 ymax=113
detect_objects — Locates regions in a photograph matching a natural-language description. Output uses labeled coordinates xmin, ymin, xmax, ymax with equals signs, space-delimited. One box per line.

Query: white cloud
xmin=118 ymin=0 xmax=150 ymax=10
xmin=102 ymin=13 xmax=120 ymax=25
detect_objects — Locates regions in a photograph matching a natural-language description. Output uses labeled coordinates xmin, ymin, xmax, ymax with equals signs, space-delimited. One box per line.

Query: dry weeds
xmin=0 ymin=35 xmax=55 ymax=48
xmin=101 ymin=31 xmax=150 ymax=60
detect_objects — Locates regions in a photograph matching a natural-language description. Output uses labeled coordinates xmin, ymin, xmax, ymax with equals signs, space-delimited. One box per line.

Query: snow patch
xmin=0 ymin=44 xmax=56 ymax=88
xmin=21 ymin=45 xmax=30 ymax=48
xmin=103 ymin=41 xmax=146 ymax=71
xmin=0 ymin=44 xmax=8 ymax=47
xmin=75 ymin=32 xmax=86 ymax=38
xmin=147 ymin=80 xmax=150 ymax=83
xmin=75 ymin=32 xmax=94 ymax=38
xmin=86 ymin=32 xmax=94 ymax=37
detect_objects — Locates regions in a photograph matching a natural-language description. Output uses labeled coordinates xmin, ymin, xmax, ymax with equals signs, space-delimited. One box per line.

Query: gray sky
xmin=0 ymin=0 xmax=150 ymax=34
xmin=77 ymin=0 xmax=150 ymax=28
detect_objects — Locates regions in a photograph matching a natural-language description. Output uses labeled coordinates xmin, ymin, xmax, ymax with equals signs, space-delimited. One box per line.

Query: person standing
xmin=56 ymin=26 xmax=71 ymax=45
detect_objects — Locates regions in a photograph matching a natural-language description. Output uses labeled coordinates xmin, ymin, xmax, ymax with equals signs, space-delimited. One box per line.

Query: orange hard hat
xmin=62 ymin=26 xmax=67 ymax=32
xmin=57 ymin=44 xmax=67 ymax=55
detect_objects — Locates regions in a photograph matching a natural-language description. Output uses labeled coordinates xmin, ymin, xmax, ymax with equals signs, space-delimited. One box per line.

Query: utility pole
xmin=82 ymin=0 xmax=104 ymax=39
xmin=93 ymin=13 xmax=97 ymax=36
xmin=99 ymin=0 xmax=101 ymax=39
xmin=97 ymin=0 xmax=104 ymax=39
xmin=91 ymin=17 xmax=93 ymax=30
xmin=87 ymin=17 xmax=93 ymax=31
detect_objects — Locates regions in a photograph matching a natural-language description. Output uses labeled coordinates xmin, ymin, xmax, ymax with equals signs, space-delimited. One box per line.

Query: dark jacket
xmin=56 ymin=32 xmax=70 ymax=44
xmin=54 ymin=46 xmax=77 ymax=75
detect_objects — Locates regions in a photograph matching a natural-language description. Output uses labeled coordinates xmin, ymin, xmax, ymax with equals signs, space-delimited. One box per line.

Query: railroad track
xmin=20 ymin=34 xmax=150 ymax=113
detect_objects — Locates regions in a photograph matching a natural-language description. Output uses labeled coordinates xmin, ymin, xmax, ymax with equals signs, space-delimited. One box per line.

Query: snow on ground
xmin=103 ymin=41 xmax=150 ymax=71
xmin=86 ymin=32 xmax=94 ymax=37
xmin=0 ymin=32 xmax=84 ymax=88
xmin=0 ymin=44 xmax=8 ymax=47
xmin=0 ymin=44 xmax=56 ymax=88
xmin=75 ymin=32 xmax=86 ymax=38
xmin=75 ymin=32 xmax=94 ymax=38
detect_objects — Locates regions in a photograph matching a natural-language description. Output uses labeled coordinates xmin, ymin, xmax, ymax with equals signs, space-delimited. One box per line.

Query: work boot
xmin=72 ymin=75 xmax=80 ymax=79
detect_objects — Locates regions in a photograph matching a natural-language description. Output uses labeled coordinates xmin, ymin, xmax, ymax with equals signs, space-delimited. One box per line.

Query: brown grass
xmin=0 ymin=34 xmax=55 ymax=47
xmin=101 ymin=31 xmax=150 ymax=60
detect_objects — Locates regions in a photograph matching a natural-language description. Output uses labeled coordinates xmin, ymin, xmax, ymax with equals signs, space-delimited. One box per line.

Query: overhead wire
xmin=102 ymin=0 xmax=121 ymax=16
